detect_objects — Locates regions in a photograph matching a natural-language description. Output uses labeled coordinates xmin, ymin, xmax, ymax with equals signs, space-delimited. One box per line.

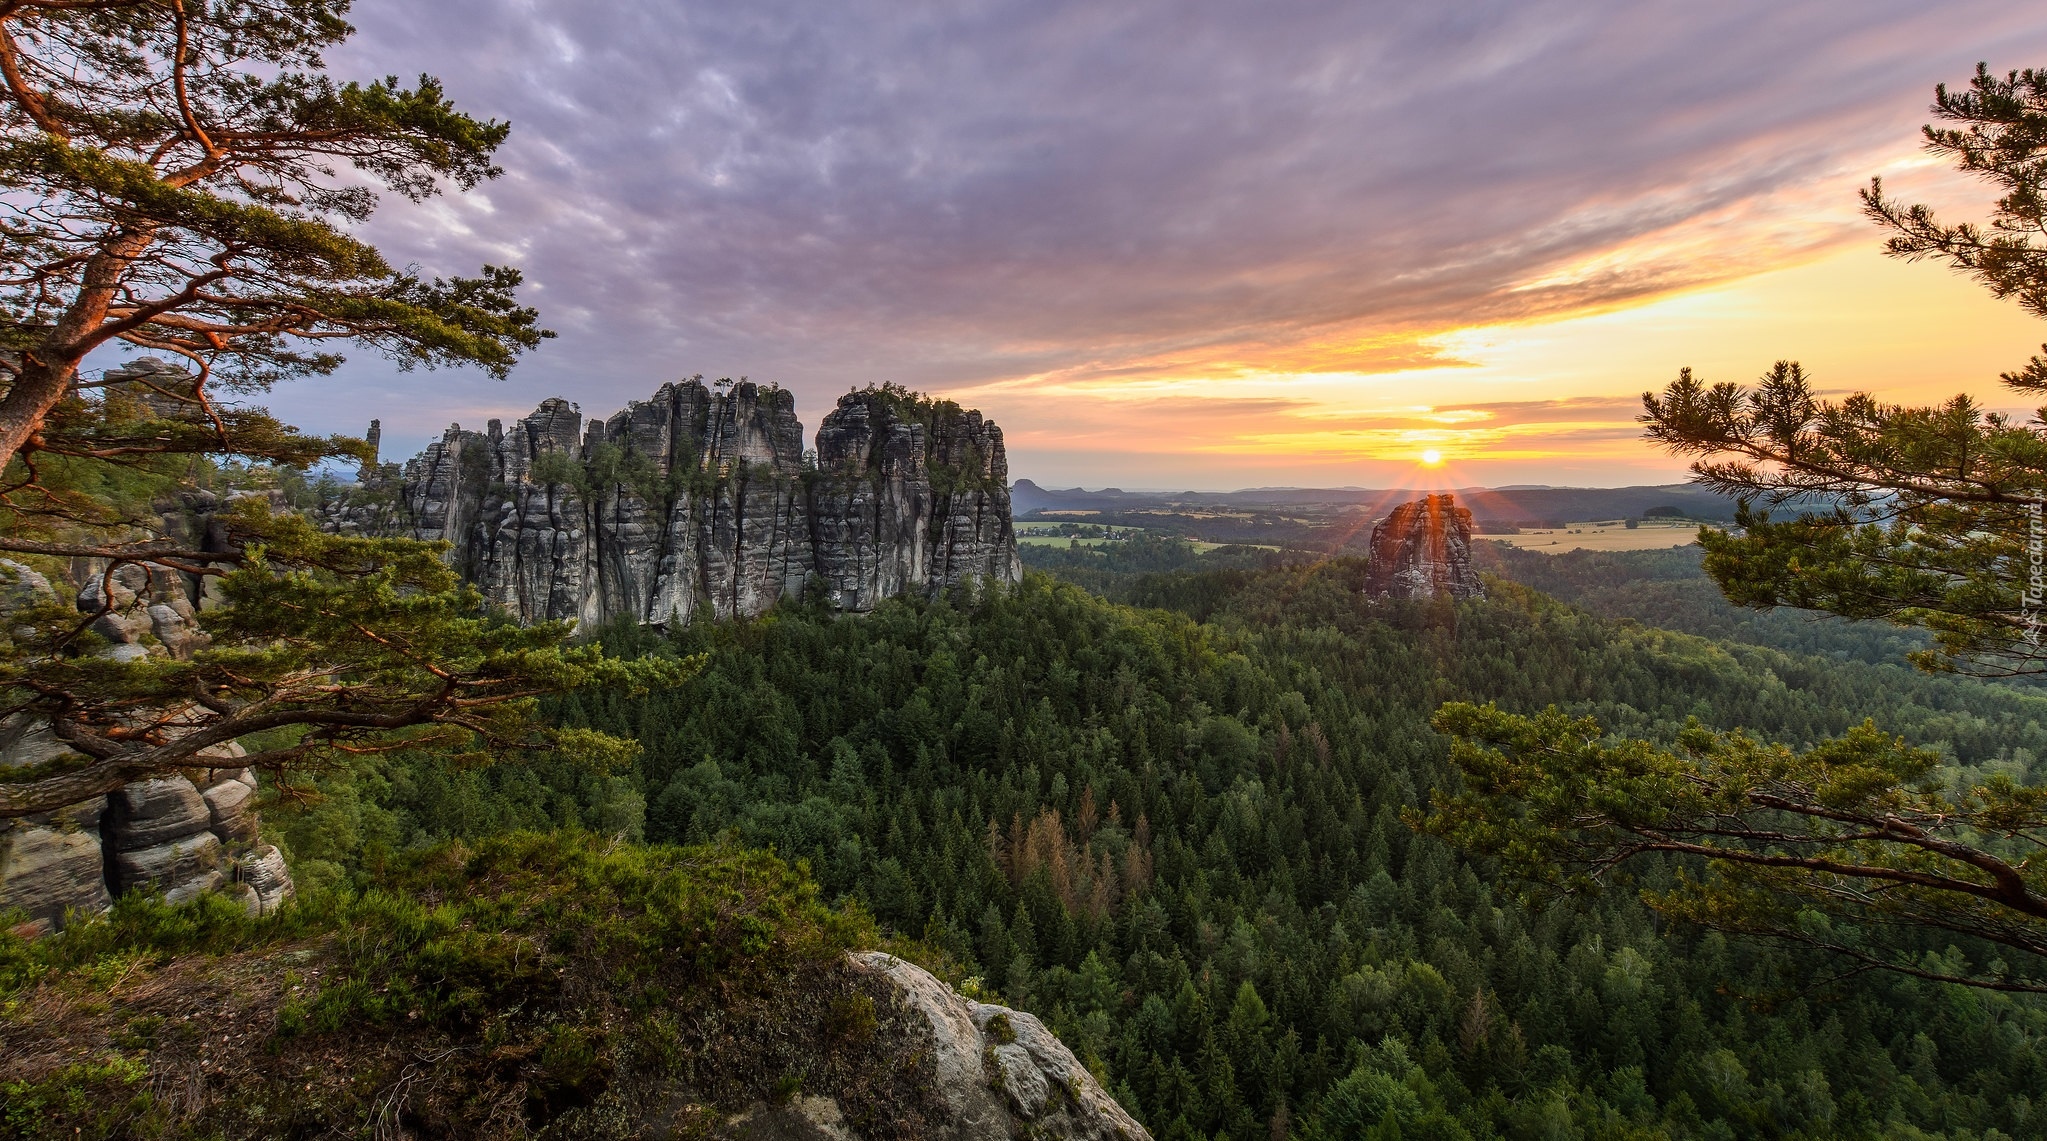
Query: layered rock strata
xmin=329 ymin=381 xmax=1022 ymax=626
xmin=1364 ymin=493 xmax=1485 ymax=600
xmin=0 ymin=558 xmax=294 ymax=936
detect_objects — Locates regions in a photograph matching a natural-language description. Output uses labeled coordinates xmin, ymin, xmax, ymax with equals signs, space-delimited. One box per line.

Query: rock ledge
xmin=839 ymin=951 xmax=1149 ymax=1141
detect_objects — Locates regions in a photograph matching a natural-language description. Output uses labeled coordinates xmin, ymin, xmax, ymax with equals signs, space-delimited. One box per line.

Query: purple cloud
xmin=254 ymin=0 xmax=2047 ymax=474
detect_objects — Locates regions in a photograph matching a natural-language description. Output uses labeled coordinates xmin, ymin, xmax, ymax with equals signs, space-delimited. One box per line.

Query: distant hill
xmin=1009 ymin=480 xmax=1747 ymax=526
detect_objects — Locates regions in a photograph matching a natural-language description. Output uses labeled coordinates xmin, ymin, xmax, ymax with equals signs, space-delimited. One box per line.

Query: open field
xmin=1017 ymin=523 xmax=1145 ymax=550
xmin=1018 ymin=535 xmax=1120 ymax=548
xmin=1017 ymin=534 xmax=1279 ymax=553
xmin=1480 ymin=520 xmax=1713 ymax=552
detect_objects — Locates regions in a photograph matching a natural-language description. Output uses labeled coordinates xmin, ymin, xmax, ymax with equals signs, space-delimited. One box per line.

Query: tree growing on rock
xmin=0 ymin=1 xmax=684 ymax=818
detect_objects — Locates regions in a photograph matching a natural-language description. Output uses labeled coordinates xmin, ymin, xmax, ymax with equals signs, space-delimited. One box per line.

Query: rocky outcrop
xmin=0 ymin=793 xmax=110 ymax=937
xmin=329 ymin=381 xmax=1022 ymax=626
xmin=1 ymin=834 xmax=1147 ymax=1140
xmin=832 ymin=952 xmax=1149 ymax=1141
xmin=1364 ymin=493 xmax=1484 ymax=600
xmin=2 ymin=740 xmax=295 ymax=936
xmin=689 ymin=951 xmax=1152 ymax=1141
xmin=0 ymin=560 xmax=293 ymax=936
xmin=810 ymin=392 xmax=1020 ymax=613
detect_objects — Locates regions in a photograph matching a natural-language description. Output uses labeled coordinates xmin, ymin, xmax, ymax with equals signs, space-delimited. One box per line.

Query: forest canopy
xmin=273 ymin=556 xmax=2047 ymax=1140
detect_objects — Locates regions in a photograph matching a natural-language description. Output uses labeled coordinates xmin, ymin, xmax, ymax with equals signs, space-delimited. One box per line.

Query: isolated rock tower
xmin=1364 ymin=493 xmax=1484 ymax=600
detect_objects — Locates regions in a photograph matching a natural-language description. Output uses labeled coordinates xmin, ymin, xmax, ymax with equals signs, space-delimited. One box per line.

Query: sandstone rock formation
xmin=2 ymin=743 xmax=293 ymax=937
xmin=0 ymin=558 xmax=294 ymax=936
xmin=1364 ymin=493 xmax=1484 ymax=600
xmin=790 ymin=951 xmax=1150 ymax=1141
xmin=0 ymin=789 xmax=110 ymax=937
xmin=328 ymin=380 xmax=1023 ymax=626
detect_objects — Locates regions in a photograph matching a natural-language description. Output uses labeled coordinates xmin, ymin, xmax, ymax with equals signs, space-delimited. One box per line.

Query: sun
xmin=1420 ymin=449 xmax=1443 ymax=467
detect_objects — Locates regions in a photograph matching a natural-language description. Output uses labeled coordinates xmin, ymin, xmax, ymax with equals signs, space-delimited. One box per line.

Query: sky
xmin=259 ymin=1 xmax=2047 ymax=490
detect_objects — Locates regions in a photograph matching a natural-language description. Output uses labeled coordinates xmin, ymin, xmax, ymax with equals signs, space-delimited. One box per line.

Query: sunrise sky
xmin=257 ymin=1 xmax=2047 ymax=490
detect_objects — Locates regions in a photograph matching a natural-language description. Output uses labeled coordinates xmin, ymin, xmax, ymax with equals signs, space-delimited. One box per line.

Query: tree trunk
xmin=0 ymin=353 xmax=80 ymax=472
xmin=0 ymin=226 xmax=159 ymax=472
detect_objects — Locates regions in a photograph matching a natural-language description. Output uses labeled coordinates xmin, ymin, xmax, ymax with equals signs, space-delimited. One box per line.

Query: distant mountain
xmin=1010 ymin=478 xmax=1054 ymax=515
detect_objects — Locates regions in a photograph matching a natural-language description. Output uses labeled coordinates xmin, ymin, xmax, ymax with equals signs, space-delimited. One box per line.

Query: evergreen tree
xmin=1643 ymin=65 xmax=2047 ymax=678
xmin=0 ymin=1 xmax=680 ymax=815
xmin=1423 ymin=703 xmax=2047 ymax=991
xmin=275 ymin=565 xmax=2047 ymax=1137
xmin=1438 ymin=64 xmax=2047 ymax=993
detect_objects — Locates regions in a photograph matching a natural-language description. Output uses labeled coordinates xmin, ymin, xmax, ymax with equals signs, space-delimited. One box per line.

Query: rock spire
xmin=1364 ymin=493 xmax=1484 ymax=600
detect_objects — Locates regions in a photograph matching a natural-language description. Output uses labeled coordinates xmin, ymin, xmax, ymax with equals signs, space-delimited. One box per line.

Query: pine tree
xmin=0 ymin=1 xmax=681 ymax=815
xmin=1643 ymin=65 xmax=2047 ymax=677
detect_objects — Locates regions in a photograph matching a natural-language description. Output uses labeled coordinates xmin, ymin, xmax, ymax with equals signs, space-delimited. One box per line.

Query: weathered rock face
xmin=699 ymin=953 xmax=1151 ymax=1141
xmin=0 ymin=560 xmax=294 ymax=936
xmin=811 ymin=391 xmax=1021 ymax=613
xmin=827 ymin=952 xmax=1152 ymax=1141
xmin=1 ymin=736 xmax=295 ymax=935
xmin=1364 ymin=493 xmax=1484 ymax=600
xmin=330 ymin=382 xmax=1022 ymax=626
xmin=0 ymin=795 xmax=110 ymax=937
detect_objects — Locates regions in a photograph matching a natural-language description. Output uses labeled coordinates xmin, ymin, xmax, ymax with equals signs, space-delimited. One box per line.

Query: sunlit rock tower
xmin=1364 ymin=493 xmax=1484 ymax=600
